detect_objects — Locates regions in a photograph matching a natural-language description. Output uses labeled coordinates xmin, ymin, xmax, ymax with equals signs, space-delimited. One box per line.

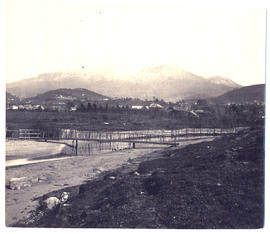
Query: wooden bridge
xmin=6 ymin=127 xmax=248 ymax=155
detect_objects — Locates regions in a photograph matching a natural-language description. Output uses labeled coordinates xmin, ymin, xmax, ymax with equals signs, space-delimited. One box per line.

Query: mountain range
xmin=6 ymin=65 xmax=241 ymax=101
xmin=6 ymin=84 xmax=265 ymax=109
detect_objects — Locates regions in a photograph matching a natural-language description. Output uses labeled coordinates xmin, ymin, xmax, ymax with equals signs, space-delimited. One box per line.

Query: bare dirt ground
xmin=5 ymin=138 xmax=214 ymax=226
xmin=10 ymin=127 xmax=264 ymax=229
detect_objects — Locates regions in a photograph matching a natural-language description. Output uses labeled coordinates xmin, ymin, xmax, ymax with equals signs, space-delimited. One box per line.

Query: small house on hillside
xmin=18 ymin=105 xmax=25 ymax=110
xmin=51 ymin=105 xmax=69 ymax=112
xmin=33 ymin=105 xmax=45 ymax=111
xmin=131 ymin=105 xmax=144 ymax=110
xmin=24 ymin=104 xmax=34 ymax=110
xmin=11 ymin=105 xmax=19 ymax=110
xmin=70 ymin=106 xmax=78 ymax=112
xmin=149 ymin=103 xmax=163 ymax=109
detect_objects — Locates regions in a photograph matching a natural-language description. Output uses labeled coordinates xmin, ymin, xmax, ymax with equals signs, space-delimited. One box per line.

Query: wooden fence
xmin=6 ymin=127 xmax=248 ymax=140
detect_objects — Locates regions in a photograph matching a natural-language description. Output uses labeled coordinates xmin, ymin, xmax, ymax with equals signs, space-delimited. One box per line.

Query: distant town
xmin=6 ymin=84 xmax=265 ymax=132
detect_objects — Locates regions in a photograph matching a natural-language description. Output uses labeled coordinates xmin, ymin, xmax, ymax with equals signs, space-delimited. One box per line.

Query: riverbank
xmin=6 ymin=137 xmax=216 ymax=226
xmin=12 ymin=127 xmax=264 ymax=228
xmin=6 ymin=140 xmax=66 ymax=160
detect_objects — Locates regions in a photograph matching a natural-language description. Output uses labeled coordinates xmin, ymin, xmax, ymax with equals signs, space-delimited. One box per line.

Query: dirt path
xmin=5 ymin=137 xmax=216 ymax=226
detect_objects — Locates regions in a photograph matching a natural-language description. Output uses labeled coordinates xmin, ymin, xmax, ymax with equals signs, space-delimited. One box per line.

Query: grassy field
xmin=6 ymin=110 xmax=202 ymax=131
xmin=6 ymin=103 xmax=264 ymax=132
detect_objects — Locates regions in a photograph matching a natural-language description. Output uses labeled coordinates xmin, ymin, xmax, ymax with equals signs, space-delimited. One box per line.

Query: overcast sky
xmin=6 ymin=0 xmax=266 ymax=86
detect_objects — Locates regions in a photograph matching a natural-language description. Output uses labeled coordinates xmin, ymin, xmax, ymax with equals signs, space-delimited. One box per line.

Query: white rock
xmin=8 ymin=177 xmax=30 ymax=190
xmin=31 ymin=177 xmax=39 ymax=183
xmin=44 ymin=197 xmax=60 ymax=210
xmin=60 ymin=192 xmax=69 ymax=203
xmin=93 ymin=167 xmax=104 ymax=173
xmin=38 ymin=176 xmax=48 ymax=182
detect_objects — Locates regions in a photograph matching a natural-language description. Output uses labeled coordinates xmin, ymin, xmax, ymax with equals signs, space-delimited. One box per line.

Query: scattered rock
xmin=93 ymin=167 xmax=104 ymax=174
xmin=7 ymin=177 xmax=31 ymax=190
xmin=60 ymin=192 xmax=70 ymax=203
xmin=44 ymin=197 xmax=60 ymax=210
xmin=62 ymin=203 xmax=71 ymax=207
xmin=38 ymin=176 xmax=48 ymax=182
xmin=31 ymin=177 xmax=39 ymax=184
xmin=109 ymin=176 xmax=116 ymax=180
xmin=134 ymin=171 xmax=140 ymax=176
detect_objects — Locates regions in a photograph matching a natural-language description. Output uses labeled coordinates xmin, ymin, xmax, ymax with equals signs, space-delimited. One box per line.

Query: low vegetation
xmin=6 ymin=101 xmax=264 ymax=132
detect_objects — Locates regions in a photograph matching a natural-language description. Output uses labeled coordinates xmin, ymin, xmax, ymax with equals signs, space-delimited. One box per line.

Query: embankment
xmin=13 ymin=127 xmax=264 ymax=228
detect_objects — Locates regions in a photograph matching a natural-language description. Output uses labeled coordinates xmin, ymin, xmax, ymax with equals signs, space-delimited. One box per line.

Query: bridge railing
xmin=6 ymin=127 xmax=247 ymax=141
xmin=58 ymin=127 xmax=243 ymax=141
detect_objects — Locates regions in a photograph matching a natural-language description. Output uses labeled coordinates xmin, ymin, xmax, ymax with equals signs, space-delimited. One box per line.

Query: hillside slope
xmin=15 ymin=127 xmax=264 ymax=228
xmin=22 ymin=88 xmax=109 ymax=106
xmin=211 ymin=84 xmax=265 ymax=104
xmin=6 ymin=92 xmax=20 ymax=104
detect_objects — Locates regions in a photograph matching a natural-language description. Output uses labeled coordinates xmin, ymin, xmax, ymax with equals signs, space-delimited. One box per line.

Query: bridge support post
xmin=75 ymin=140 xmax=78 ymax=156
xmin=132 ymin=142 xmax=135 ymax=149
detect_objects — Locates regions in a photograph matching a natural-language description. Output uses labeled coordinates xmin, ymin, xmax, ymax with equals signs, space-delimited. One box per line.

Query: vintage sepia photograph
xmin=4 ymin=0 xmax=267 ymax=229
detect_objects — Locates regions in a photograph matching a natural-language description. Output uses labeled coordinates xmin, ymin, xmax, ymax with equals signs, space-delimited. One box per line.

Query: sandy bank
xmin=6 ymin=140 xmax=66 ymax=160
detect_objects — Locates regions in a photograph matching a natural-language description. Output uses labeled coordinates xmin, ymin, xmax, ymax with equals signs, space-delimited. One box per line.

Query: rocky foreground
xmin=14 ymin=127 xmax=264 ymax=228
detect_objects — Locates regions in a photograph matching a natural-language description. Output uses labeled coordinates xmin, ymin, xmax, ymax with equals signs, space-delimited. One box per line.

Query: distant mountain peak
xmin=138 ymin=65 xmax=192 ymax=78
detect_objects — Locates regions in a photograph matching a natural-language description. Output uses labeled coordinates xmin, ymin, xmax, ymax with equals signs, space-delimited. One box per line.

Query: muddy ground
xmin=12 ymin=127 xmax=264 ymax=228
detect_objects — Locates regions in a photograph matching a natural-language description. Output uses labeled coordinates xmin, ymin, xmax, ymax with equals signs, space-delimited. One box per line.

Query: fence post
xmin=75 ymin=140 xmax=78 ymax=156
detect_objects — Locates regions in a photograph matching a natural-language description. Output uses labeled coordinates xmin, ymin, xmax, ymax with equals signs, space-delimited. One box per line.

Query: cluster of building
xmin=6 ymin=104 xmax=45 ymax=111
xmin=7 ymin=97 xmax=212 ymax=116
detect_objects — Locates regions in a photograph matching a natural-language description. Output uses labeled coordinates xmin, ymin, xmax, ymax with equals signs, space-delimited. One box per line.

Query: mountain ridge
xmin=6 ymin=66 xmax=241 ymax=101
